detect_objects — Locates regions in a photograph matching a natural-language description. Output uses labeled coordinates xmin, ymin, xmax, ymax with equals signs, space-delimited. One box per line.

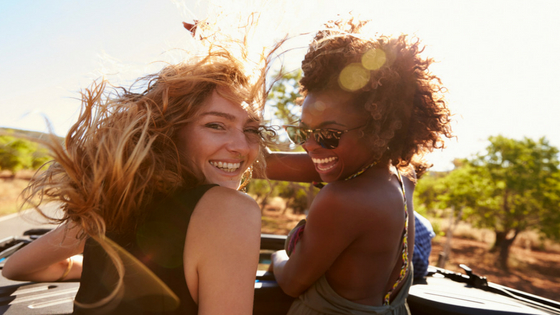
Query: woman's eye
xmin=244 ymin=127 xmax=260 ymax=135
xmin=205 ymin=123 xmax=225 ymax=130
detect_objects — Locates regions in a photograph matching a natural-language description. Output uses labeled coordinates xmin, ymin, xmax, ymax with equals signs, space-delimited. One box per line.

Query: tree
xmin=413 ymin=171 xmax=448 ymax=216
xmin=251 ymin=70 xmax=313 ymax=212
xmin=0 ymin=134 xmax=51 ymax=176
xmin=251 ymin=70 xmax=322 ymax=214
xmin=279 ymin=182 xmax=316 ymax=215
xmin=434 ymin=136 xmax=560 ymax=269
xmin=267 ymin=69 xmax=302 ymax=126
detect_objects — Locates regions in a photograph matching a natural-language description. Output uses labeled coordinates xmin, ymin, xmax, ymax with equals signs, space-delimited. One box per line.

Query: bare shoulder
xmin=186 ymin=186 xmax=261 ymax=263
xmin=311 ymin=171 xmax=407 ymax=230
xmin=316 ymin=173 xmax=399 ymax=210
xmin=184 ymin=187 xmax=261 ymax=309
xmin=311 ymin=183 xmax=353 ymax=213
xmin=193 ymin=186 xmax=261 ymax=230
xmin=197 ymin=186 xmax=259 ymax=213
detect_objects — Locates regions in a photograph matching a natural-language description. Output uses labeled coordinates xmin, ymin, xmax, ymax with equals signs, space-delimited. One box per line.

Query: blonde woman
xmin=2 ymin=24 xmax=277 ymax=314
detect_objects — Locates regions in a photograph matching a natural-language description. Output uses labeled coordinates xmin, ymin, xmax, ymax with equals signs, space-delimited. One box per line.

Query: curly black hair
xmin=299 ymin=17 xmax=453 ymax=177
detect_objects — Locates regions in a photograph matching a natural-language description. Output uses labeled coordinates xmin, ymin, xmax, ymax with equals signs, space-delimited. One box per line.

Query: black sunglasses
xmin=283 ymin=124 xmax=364 ymax=149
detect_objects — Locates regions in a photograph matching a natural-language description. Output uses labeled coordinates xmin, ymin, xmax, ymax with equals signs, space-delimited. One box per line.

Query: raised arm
xmin=2 ymin=222 xmax=85 ymax=282
xmin=183 ymin=187 xmax=262 ymax=315
xmin=264 ymin=150 xmax=321 ymax=183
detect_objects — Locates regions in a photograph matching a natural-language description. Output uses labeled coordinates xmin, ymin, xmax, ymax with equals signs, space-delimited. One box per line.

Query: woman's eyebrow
xmin=246 ymin=117 xmax=260 ymax=124
xmin=200 ymin=111 xmax=236 ymax=121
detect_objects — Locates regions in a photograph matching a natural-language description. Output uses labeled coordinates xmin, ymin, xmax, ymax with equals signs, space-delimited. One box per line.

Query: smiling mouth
xmin=311 ymin=157 xmax=338 ymax=171
xmin=209 ymin=161 xmax=242 ymax=173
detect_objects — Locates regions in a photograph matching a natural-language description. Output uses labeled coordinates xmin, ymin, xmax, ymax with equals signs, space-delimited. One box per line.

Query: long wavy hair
xmin=21 ymin=33 xmax=278 ymax=307
xmin=299 ymin=17 xmax=453 ymax=177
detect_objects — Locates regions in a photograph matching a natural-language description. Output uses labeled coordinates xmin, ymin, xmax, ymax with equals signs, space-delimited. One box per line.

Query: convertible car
xmin=1 ymin=231 xmax=559 ymax=315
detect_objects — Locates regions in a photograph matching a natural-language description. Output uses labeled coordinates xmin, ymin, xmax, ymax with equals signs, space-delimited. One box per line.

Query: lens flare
xmin=362 ymin=48 xmax=386 ymax=70
xmin=338 ymin=63 xmax=370 ymax=91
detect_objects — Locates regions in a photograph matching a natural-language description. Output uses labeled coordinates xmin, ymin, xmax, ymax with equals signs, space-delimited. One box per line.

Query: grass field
xmin=0 ymin=171 xmax=34 ymax=216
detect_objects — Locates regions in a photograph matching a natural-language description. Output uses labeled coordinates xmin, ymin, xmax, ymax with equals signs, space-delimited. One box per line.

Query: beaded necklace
xmin=312 ymin=161 xmax=378 ymax=188
xmin=344 ymin=161 xmax=378 ymax=181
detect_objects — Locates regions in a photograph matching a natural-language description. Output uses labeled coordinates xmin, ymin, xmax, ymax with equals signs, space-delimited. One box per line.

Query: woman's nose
xmin=226 ymin=129 xmax=253 ymax=155
xmin=302 ymin=132 xmax=322 ymax=152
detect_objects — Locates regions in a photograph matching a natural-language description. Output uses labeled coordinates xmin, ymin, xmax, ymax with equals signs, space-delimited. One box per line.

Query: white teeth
xmin=317 ymin=164 xmax=335 ymax=171
xmin=312 ymin=157 xmax=337 ymax=164
xmin=210 ymin=161 xmax=241 ymax=172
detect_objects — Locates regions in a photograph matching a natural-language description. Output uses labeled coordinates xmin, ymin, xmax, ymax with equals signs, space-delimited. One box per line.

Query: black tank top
xmin=73 ymin=184 xmax=217 ymax=315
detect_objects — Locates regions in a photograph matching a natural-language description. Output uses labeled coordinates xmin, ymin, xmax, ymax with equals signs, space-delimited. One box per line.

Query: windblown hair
xmin=25 ymin=49 xmax=271 ymax=235
xmin=21 ymin=43 xmax=275 ymax=307
xmin=299 ymin=17 xmax=453 ymax=177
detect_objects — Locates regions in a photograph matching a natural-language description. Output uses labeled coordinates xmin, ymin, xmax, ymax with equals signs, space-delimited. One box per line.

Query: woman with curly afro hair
xmin=267 ymin=17 xmax=453 ymax=314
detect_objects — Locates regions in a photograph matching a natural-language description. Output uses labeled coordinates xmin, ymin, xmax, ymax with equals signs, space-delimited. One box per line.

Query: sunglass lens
xmin=284 ymin=127 xmax=341 ymax=149
xmin=316 ymin=130 xmax=338 ymax=149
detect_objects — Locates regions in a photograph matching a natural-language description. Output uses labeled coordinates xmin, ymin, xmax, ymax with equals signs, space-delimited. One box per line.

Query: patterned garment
xmin=412 ymin=212 xmax=435 ymax=279
xmin=383 ymin=169 xmax=409 ymax=305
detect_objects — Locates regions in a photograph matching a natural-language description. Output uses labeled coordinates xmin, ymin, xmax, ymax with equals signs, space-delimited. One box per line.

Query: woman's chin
xmin=318 ymin=167 xmax=344 ymax=183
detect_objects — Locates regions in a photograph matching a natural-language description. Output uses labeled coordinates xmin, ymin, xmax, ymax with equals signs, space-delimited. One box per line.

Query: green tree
xmin=0 ymin=135 xmax=51 ymax=174
xmin=0 ymin=136 xmax=33 ymax=173
xmin=31 ymin=146 xmax=51 ymax=169
xmin=435 ymin=136 xmax=560 ymax=269
xmin=267 ymin=69 xmax=302 ymax=126
xmin=252 ymin=70 xmax=315 ymax=212
xmin=413 ymin=171 xmax=448 ymax=216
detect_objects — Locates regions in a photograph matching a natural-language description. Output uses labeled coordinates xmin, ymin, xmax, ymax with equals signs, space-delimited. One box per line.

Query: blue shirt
xmin=413 ymin=212 xmax=435 ymax=279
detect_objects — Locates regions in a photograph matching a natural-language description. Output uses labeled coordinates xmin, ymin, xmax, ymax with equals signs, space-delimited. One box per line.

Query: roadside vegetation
xmin=0 ymin=128 xmax=54 ymax=215
xmin=0 ymin=129 xmax=53 ymax=176
xmin=414 ymin=136 xmax=560 ymax=270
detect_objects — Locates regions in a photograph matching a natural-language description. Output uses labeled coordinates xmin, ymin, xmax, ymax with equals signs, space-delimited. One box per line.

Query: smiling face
xmin=301 ymin=91 xmax=374 ymax=182
xmin=178 ymin=90 xmax=260 ymax=190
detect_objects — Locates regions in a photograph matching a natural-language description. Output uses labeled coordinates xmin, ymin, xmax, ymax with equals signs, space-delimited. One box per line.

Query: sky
xmin=1 ymin=0 xmax=559 ymax=171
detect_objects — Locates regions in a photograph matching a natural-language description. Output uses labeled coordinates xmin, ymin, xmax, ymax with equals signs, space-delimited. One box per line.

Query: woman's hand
xmin=271 ymin=250 xmax=289 ymax=268
xmin=2 ymin=222 xmax=85 ymax=282
xmin=268 ymin=250 xmax=289 ymax=273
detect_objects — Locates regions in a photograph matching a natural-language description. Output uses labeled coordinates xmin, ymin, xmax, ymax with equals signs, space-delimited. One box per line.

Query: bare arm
xmin=263 ymin=150 xmax=321 ymax=182
xmin=274 ymin=169 xmax=418 ymax=298
xmin=271 ymin=186 xmax=359 ymax=296
xmin=184 ymin=187 xmax=261 ymax=315
xmin=2 ymin=222 xmax=85 ymax=282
